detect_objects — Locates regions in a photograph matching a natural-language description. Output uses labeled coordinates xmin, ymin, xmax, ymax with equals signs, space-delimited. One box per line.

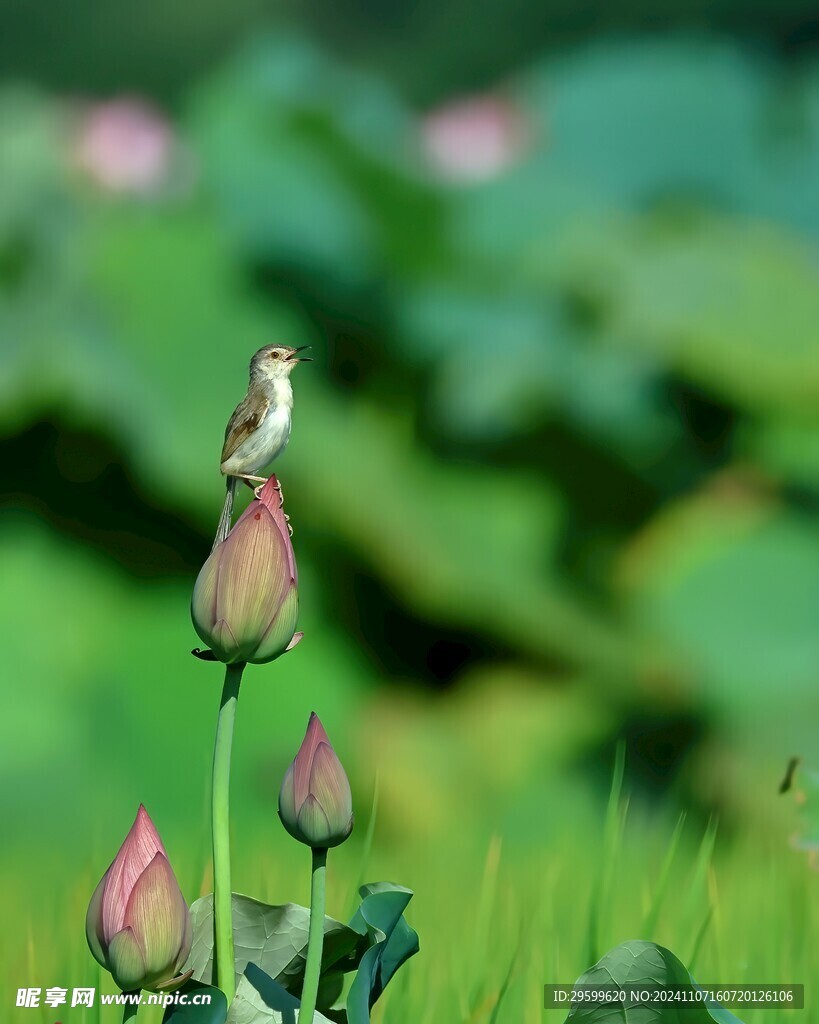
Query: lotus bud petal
xmin=86 ymin=806 xmax=192 ymax=992
xmin=191 ymin=475 xmax=299 ymax=665
xmin=278 ymin=713 xmax=353 ymax=849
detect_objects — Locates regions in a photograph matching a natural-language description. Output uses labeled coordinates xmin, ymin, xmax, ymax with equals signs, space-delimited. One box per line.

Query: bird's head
xmin=250 ymin=345 xmax=312 ymax=382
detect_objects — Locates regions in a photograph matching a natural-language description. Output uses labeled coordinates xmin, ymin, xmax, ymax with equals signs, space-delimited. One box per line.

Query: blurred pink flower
xmin=420 ymin=94 xmax=528 ymax=183
xmin=73 ymin=98 xmax=176 ymax=194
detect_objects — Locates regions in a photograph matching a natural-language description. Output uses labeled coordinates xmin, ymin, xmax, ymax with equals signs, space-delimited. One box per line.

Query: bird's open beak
xmin=288 ymin=345 xmax=313 ymax=362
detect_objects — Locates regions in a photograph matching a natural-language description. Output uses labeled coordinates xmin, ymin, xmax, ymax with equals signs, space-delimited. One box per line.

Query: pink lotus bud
xmin=86 ymin=806 xmax=192 ymax=992
xmin=191 ymin=475 xmax=301 ymax=665
xmin=279 ymin=713 xmax=354 ymax=849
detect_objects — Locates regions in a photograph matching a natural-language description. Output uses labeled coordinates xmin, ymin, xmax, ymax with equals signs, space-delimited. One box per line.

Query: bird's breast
xmin=224 ymin=404 xmax=292 ymax=474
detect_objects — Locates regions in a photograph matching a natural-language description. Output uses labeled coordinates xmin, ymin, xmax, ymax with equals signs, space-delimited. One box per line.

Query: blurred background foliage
xmin=1 ymin=2 xmax=818 ymax=1018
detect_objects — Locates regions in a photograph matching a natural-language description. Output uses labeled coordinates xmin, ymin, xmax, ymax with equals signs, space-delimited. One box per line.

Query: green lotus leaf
xmin=183 ymin=893 xmax=360 ymax=1006
xmin=345 ymin=882 xmax=419 ymax=1023
xmin=564 ymin=940 xmax=743 ymax=1023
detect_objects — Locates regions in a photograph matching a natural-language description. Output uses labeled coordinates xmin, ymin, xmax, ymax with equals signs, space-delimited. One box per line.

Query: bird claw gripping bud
xmin=191 ymin=475 xmax=300 ymax=665
xmin=86 ymin=806 xmax=192 ymax=993
xmin=279 ymin=713 xmax=354 ymax=849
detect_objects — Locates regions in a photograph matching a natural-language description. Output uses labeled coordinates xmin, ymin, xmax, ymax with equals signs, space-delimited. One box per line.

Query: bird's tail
xmin=212 ymin=476 xmax=238 ymax=551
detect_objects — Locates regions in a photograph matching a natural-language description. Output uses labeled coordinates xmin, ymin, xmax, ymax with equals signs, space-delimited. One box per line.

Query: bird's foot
xmin=245 ymin=476 xmax=269 ymax=500
xmin=236 ymin=473 xmax=267 ymax=490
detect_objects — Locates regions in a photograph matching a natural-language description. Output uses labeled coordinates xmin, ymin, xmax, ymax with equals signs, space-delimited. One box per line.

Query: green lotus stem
xmin=211 ymin=662 xmax=244 ymax=1005
xmin=300 ymin=847 xmax=328 ymax=1022
xmin=121 ymin=994 xmax=140 ymax=1022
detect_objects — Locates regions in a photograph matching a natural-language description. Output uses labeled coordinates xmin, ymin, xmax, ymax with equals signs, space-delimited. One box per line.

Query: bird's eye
xmin=270 ymin=351 xmax=280 ymax=360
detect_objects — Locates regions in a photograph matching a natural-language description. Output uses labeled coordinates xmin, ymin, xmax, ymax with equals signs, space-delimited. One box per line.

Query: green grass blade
xmin=348 ymin=770 xmax=380 ymax=917
xmin=684 ymin=816 xmax=718 ymax=969
xmin=687 ymin=905 xmax=714 ymax=975
xmin=468 ymin=834 xmax=503 ymax=1010
xmin=585 ymin=740 xmax=627 ymax=967
xmin=642 ymin=811 xmax=687 ymax=938
xmin=488 ymin=939 xmax=521 ymax=1024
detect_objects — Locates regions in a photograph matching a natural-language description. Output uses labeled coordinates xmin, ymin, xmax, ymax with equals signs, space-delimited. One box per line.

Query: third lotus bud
xmin=279 ymin=713 xmax=354 ymax=849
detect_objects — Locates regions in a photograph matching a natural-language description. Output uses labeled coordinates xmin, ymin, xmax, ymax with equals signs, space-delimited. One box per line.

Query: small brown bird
xmin=213 ymin=344 xmax=311 ymax=548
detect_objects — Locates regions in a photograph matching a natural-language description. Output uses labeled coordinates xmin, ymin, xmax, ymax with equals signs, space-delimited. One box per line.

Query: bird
xmin=212 ymin=344 xmax=311 ymax=549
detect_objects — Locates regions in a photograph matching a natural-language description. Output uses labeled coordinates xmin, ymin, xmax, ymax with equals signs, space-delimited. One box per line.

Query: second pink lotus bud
xmin=279 ymin=713 xmax=354 ymax=849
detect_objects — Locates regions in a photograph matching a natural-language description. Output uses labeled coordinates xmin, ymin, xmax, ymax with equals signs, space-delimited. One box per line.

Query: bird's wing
xmin=221 ymin=395 xmax=270 ymax=464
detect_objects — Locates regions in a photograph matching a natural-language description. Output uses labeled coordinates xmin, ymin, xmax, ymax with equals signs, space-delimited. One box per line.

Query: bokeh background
xmin=2 ymin=2 xmax=818 ymax=1021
